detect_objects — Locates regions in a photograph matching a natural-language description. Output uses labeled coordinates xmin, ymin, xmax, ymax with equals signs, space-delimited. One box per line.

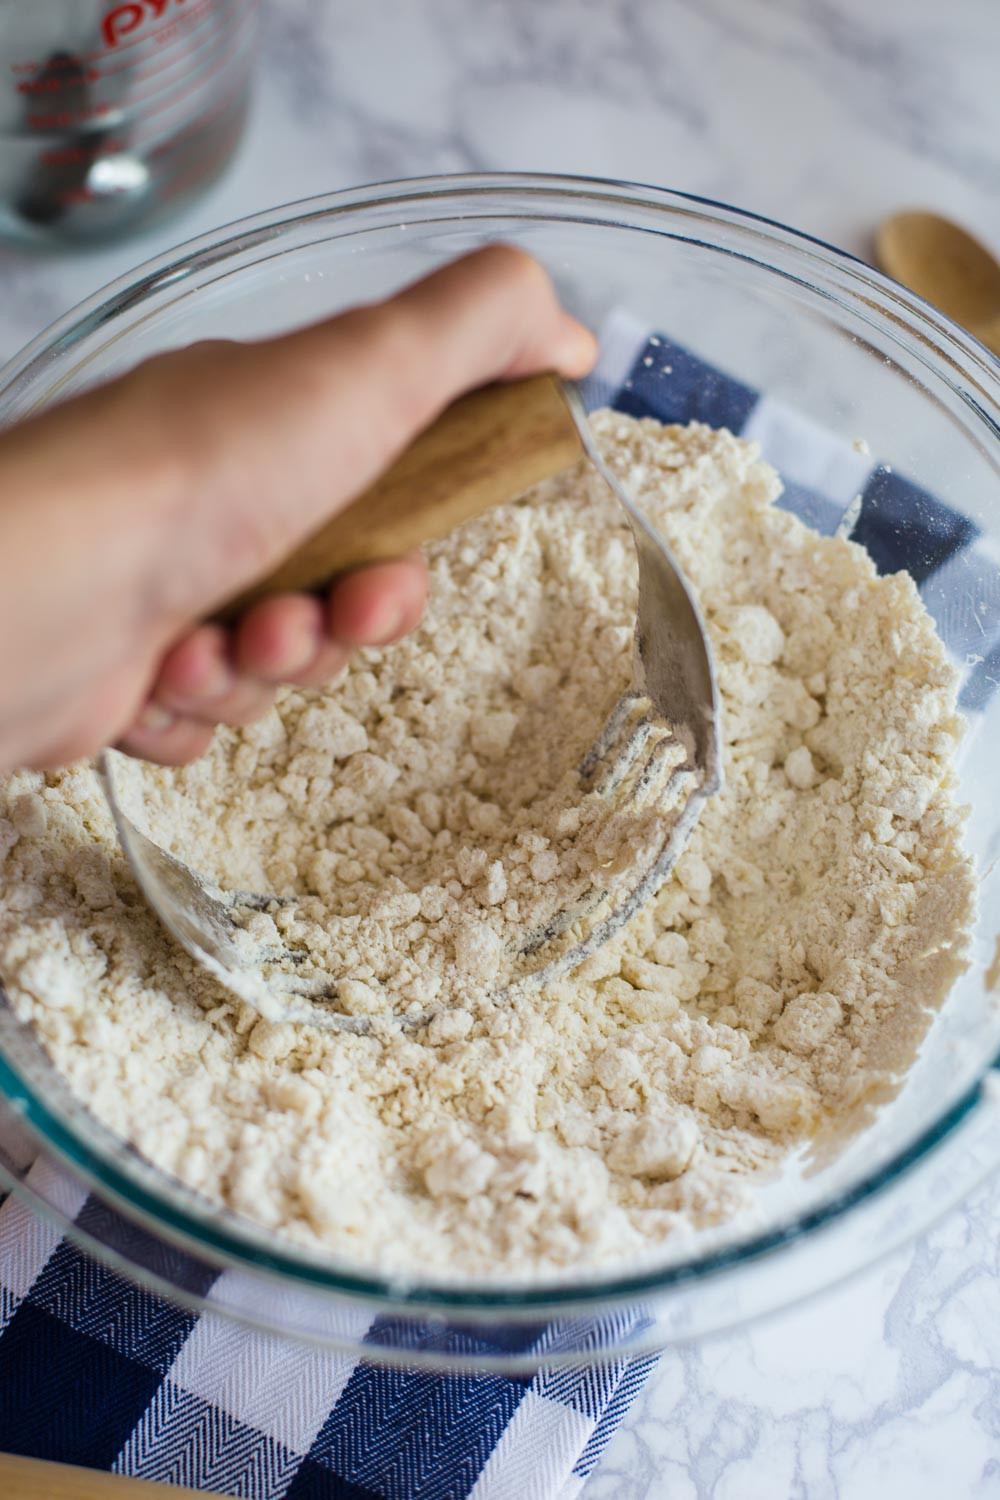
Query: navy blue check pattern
xmin=0 ymin=1154 xmax=655 ymax=1499
xmin=583 ymin=312 xmax=999 ymax=712
xmin=1 ymin=319 xmax=993 ymax=1497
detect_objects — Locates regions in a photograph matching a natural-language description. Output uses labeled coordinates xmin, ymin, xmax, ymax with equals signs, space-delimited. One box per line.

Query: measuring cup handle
xmin=215 ymin=372 xmax=583 ymax=622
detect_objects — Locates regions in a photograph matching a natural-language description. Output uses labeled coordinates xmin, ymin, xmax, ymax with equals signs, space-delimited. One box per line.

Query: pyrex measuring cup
xmin=0 ymin=0 xmax=258 ymax=244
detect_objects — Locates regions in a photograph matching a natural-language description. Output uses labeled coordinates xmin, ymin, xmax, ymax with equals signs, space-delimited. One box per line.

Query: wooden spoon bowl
xmin=876 ymin=210 xmax=1000 ymax=357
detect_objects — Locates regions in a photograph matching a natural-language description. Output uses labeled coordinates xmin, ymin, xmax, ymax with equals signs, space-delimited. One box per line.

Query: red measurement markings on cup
xmin=102 ymin=16 xmax=254 ymax=146
xmin=88 ymin=0 xmax=226 ymax=61
xmin=53 ymin=66 xmax=248 ymax=204
xmin=14 ymin=2 xmax=251 ymax=136
xmin=5 ymin=0 xmax=240 ymax=83
xmin=99 ymin=5 xmax=249 ymax=84
xmin=102 ymin=0 xmax=194 ymax=51
xmin=14 ymin=60 xmax=101 ymax=93
xmin=6 ymin=0 xmax=215 ymax=77
xmin=103 ymin=4 xmax=254 ymax=101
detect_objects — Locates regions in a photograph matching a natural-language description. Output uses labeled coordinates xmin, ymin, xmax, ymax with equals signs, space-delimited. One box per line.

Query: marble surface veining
xmin=1 ymin=1 xmax=999 ymax=1496
xmin=585 ymin=1174 xmax=1000 ymax=1499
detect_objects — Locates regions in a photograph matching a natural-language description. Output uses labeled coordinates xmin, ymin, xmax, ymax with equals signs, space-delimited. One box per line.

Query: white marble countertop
xmin=1 ymin=1 xmax=999 ymax=1494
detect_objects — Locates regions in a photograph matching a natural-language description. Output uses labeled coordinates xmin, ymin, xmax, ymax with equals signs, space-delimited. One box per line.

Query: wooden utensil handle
xmin=973 ymin=312 xmax=1000 ymax=359
xmin=0 ymin=1451 xmax=230 ymax=1498
xmin=217 ymin=371 xmax=582 ymax=622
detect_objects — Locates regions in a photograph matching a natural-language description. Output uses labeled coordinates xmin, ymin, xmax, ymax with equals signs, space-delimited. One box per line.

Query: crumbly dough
xmin=108 ymin=454 xmax=697 ymax=1016
xmin=0 ymin=416 xmax=975 ymax=1279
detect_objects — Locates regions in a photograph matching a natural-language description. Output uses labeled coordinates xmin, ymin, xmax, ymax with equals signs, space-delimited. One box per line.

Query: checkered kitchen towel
xmin=1 ymin=316 xmax=997 ymax=1498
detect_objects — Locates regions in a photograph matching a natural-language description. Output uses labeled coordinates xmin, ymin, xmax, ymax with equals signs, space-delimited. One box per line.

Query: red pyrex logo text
xmin=103 ymin=0 xmax=188 ymax=48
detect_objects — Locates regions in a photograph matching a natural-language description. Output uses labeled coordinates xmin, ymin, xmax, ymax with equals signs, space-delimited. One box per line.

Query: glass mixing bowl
xmin=1 ymin=174 xmax=999 ymax=1373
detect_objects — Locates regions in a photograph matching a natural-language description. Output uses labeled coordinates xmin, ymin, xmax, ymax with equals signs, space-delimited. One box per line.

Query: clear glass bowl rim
xmin=0 ymin=170 xmax=998 ymax=1319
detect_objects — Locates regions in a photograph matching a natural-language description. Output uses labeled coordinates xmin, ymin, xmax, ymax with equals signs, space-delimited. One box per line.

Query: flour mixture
xmin=0 ymin=415 xmax=976 ymax=1278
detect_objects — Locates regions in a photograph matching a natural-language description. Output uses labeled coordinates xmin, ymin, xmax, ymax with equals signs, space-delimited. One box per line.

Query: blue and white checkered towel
xmin=0 ymin=316 xmax=995 ymax=1498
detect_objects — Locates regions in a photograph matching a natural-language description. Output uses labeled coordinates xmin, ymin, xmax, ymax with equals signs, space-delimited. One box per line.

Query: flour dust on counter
xmin=0 ymin=415 xmax=975 ymax=1279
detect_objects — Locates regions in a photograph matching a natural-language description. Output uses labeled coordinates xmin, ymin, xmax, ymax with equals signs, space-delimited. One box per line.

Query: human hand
xmin=0 ymin=247 xmax=596 ymax=771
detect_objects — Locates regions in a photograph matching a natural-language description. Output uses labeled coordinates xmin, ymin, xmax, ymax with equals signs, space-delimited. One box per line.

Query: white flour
xmin=108 ymin=450 xmax=697 ymax=1018
xmin=0 ymin=416 xmax=975 ymax=1279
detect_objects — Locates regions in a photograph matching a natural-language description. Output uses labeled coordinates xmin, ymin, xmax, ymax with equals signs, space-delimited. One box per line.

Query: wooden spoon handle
xmin=972 ymin=312 xmax=1000 ymax=359
xmin=217 ymin=371 xmax=582 ymax=621
xmin=0 ymin=1451 xmax=230 ymax=1498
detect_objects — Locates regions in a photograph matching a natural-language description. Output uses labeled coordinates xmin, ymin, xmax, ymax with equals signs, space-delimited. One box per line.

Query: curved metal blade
xmin=560 ymin=383 xmax=722 ymax=794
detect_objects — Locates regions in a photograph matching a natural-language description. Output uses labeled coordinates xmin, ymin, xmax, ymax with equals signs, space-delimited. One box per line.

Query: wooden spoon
xmin=875 ymin=210 xmax=1000 ymax=357
xmin=0 ymin=1451 xmax=230 ymax=1498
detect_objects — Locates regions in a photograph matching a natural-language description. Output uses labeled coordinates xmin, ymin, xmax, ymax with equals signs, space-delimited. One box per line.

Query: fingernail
xmin=557 ymin=321 xmax=599 ymax=377
xmin=193 ymin=657 xmax=235 ymax=701
xmin=280 ymin=628 xmax=321 ymax=675
xmin=137 ymin=704 xmax=175 ymax=733
xmin=368 ymin=602 xmax=404 ymax=646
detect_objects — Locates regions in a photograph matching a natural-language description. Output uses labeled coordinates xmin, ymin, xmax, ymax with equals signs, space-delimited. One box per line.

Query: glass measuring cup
xmin=0 ymin=0 xmax=259 ymax=244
